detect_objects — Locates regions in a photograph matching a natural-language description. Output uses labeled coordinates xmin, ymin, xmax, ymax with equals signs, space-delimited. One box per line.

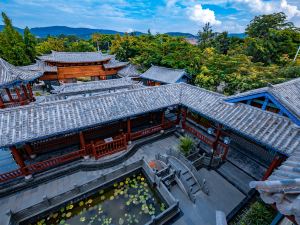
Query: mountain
xmin=165 ymin=32 xmax=196 ymax=38
xmin=0 ymin=25 xmax=245 ymax=39
xmin=228 ymin=33 xmax=246 ymax=38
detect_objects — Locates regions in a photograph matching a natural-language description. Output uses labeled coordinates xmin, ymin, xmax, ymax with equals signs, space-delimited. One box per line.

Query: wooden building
xmin=21 ymin=51 xmax=128 ymax=84
xmin=0 ymin=58 xmax=42 ymax=109
xmin=140 ymin=65 xmax=190 ymax=86
xmin=0 ymin=79 xmax=299 ymax=222
xmin=225 ymin=78 xmax=300 ymax=126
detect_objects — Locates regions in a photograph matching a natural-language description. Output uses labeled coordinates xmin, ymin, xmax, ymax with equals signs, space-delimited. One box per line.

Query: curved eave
xmin=184 ymin=104 xmax=290 ymax=157
xmin=1 ymin=105 xmax=176 ymax=148
xmin=40 ymin=58 xmax=112 ymax=64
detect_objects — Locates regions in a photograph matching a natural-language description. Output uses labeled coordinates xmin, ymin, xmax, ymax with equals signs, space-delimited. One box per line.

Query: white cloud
xmin=187 ymin=4 xmax=221 ymax=25
xmin=234 ymin=0 xmax=300 ymax=19
xmin=280 ymin=0 xmax=300 ymax=18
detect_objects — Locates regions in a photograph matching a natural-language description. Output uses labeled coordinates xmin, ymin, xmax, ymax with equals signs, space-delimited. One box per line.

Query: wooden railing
xmin=184 ymin=125 xmax=229 ymax=160
xmin=131 ymin=120 xmax=176 ymax=141
xmin=27 ymin=149 xmax=86 ymax=174
xmin=0 ymin=148 xmax=86 ymax=183
xmin=0 ymin=120 xmax=176 ymax=183
xmin=0 ymin=169 xmax=24 ymax=183
xmin=184 ymin=125 xmax=214 ymax=146
xmin=92 ymin=135 xmax=127 ymax=159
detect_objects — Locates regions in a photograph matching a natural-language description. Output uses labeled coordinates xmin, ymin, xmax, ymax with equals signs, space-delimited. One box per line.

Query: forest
xmin=0 ymin=12 xmax=299 ymax=95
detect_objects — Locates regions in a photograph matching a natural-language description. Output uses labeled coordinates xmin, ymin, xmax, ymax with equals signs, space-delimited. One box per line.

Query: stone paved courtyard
xmin=0 ymin=135 xmax=249 ymax=225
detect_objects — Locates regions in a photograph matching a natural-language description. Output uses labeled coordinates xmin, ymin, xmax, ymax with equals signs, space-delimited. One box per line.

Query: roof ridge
xmin=151 ymin=65 xmax=185 ymax=72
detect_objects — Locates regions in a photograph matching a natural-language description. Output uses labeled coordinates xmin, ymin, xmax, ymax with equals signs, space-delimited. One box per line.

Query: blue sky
xmin=1 ymin=0 xmax=300 ymax=34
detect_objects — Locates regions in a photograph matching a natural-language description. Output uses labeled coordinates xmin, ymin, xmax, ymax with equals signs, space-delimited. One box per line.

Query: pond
xmin=21 ymin=172 xmax=167 ymax=225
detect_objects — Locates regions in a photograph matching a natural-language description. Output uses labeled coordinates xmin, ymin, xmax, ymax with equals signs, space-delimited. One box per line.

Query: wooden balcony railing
xmin=0 ymin=120 xmax=176 ymax=183
xmin=0 ymin=148 xmax=86 ymax=183
xmin=91 ymin=135 xmax=127 ymax=159
xmin=184 ymin=124 xmax=229 ymax=159
xmin=131 ymin=120 xmax=176 ymax=141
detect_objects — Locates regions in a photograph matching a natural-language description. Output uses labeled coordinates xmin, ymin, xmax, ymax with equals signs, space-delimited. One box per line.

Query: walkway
xmin=0 ymin=136 xmax=179 ymax=225
xmin=0 ymin=135 xmax=247 ymax=225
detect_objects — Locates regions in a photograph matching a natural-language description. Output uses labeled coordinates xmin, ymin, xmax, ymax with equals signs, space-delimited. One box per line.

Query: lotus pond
xmin=22 ymin=173 xmax=167 ymax=225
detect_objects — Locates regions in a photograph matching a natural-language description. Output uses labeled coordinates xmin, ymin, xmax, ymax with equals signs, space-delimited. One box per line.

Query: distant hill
xmin=228 ymin=33 xmax=246 ymax=38
xmin=165 ymin=32 xmax=196 ymax=38
xmin=0 ymin=25 xmax=245 ymax=39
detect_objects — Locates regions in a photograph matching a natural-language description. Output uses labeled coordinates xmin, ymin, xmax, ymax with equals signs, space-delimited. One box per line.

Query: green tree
xmin=0 ymin=12 xmax=30 ymax=65
xmin=197 ymin=23 xmax=215 ymax=49
xmin=36 ymin=37 xmax=67 ymax=55
xmin=245 ymin=12 xmax=300 ymax=64
xmin=213 ymin=32 xmax=230 ymax=54
xmin=246 ymin=12 xmax=296 ymax=38
xmin=92 ymin=33 xmax=114 ymax=51
xmin=68 ymin=40 xmax=96 ymax=52
xmin=24 ymin=27 xmax=37 ymax=63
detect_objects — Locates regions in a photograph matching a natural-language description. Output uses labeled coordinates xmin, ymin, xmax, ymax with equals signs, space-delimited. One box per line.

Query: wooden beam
xmin=14 ymin=87 xmax=23 ymax=104
xmin=26 ymin=83 xmax=35 ymax=101
xmin=127 ymin=118 xmax=131 ymax=142
xmin=5 ymin=88 xmax=14 ymax=102
xmin=262 ymin=98 xmax=269 ymax=110
xmin=0 ymin=95 xmax=4 ymax=109
xmin=24 ymin=143 xmax=34 ymax=156
xmin=10 ymin=146 xmax=27 ymax=175
xmin=181 ymin=108 xmax=187 ymax=129
xmin=21 ymin=84 xmax=29 ymax=100
xmin=262 ymin=155 xmax=285 ymax=180
xmin=209 ymin=124 xmax=222 ymax=168
xmin=161 ymin=110 xmax=165 ymax=125
xmin=79 ymin=131 xmax=86 ymax=149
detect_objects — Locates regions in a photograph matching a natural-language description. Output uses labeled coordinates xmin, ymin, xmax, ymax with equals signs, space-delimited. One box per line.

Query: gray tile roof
xmin=250 ymin=148 xmax=300 ymax=224
xmin=19 ymin=60 xmax=57 ymax=73
xmin=226 ymin=78 xmax=300 ymax=121
xmin=37 ymin=83 xmax=145 ymax=103
xmin=38 ymin=51 xmax=112 ymax=63
xmin=118 ymin=64 xmax=141 ymax=78
xmin=102 ymin=57 xmax=128 ymax=69
xmin=51 ymin=78 xmax=139 ymax=94
xmin=0 ymin=58 xmax=43 ymax=88
xmin=140 ymin=65 xmax=187 ymax=84
xmin=0 ymin=83 xmax=299 ymax=156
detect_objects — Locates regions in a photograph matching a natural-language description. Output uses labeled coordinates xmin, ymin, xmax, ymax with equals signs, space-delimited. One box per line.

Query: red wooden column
xmin=24 ymin=143 xmax=35 ymax=159
xmin=262 ymin=155 xmax=285 ymax=180
xmin=10 ymin=146 xmax=28 ymax=176
xmin=221 ymin=145 xmax=230 ymax=161
xmin=79 ymin=131 xmax=86 ymax=149
xmin=176 ymin=106 xmax=181 ymax=125
xmin=127 ymin=118 xmax=131 ymax=143
xmin=0 ymin=95 xmax=4 ymax=109
xmin=161 ymin=110 xmax=165 ymax=125
xmin=5 ymin=88 xmax=14 ymax=103
xmin=21 ymin=84 xmax=29 ymax=100
xmin=14 ymin=87 xmax=23 ymax=105
xmin=26 ymin=83 xmax=35 ymax=101
xmin=181 ymin=108 xmax=187 ymax=129
xmin=209 ymin=124 xmax=222 ymax=168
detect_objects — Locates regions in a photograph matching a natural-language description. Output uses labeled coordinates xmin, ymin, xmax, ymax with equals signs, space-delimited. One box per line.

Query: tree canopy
xmin=0 ymin=11 xmax=299 ymax=96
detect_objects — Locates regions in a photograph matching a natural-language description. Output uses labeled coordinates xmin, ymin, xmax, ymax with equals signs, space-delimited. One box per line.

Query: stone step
xmin=191 ymin=186 xmax=200 ymax=194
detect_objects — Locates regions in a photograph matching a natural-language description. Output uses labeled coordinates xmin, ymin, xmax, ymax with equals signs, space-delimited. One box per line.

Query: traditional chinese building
xmin=0 ymin=78 xmax=299 ymax=223
xmin=225 ymin=78 xmax=300 ymax=126
xmin=0 ymin=58 xmax=42 ymax=109
xmin=140 ymin=65 xmax=190 ymax=86
xmin=21 ymin=51 xmax=128 ymax=84
xmin=117 ymin=64 xmax=141 ymax=80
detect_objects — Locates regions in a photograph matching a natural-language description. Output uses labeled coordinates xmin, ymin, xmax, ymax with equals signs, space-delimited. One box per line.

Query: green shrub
xmin=178 ymin=136 xmax=194 ymax=156
xmin=236 ymin=201 xmax=276 ymax=225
